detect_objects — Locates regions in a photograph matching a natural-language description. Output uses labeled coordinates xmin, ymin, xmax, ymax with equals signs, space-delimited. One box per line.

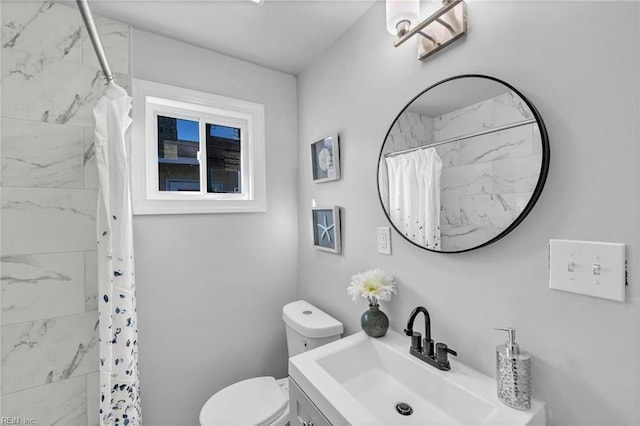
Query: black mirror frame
xmin=377 ymin=74 xmax=550 ymax=254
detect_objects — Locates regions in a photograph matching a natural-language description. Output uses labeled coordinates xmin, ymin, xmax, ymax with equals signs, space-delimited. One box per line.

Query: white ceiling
xmin=86 ymin=0 xmax=377 ymax=75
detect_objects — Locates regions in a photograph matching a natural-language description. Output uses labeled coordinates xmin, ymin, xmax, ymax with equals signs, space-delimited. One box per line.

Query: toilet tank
xmin=282 ymin=300 xmax=343 ymax=357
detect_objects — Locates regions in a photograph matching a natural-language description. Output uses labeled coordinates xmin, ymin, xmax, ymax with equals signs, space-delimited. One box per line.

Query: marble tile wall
xmin=385 ymin=92 xmax=542 ymax=251
xmin=383 ymin=111 xmax=434 ymax=154
xmin=435 ymin=93 xmax=541 ymax=251
xmin=1 ymin=2 xmax=130 ymax=424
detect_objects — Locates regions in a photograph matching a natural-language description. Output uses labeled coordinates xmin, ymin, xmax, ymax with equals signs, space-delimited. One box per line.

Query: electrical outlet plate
xmin=549 ymin=239 xmax=626 ymax=302
xmin=377 ymin=227 xmax=391 ymax=255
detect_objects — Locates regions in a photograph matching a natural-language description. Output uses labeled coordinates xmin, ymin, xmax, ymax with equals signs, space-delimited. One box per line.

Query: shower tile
xmin=532 ymin=124 xmax=542 ymax=155
xmin=493 ymin=91 xmax=534 ymax=127
xmin=434 ymin=97 xmax=494 ymax=141
xmin=501 ymin=192 xmax=534 ymax=219
xmin=1 ymin=47 xmax=128 ymax=127
xmin=392 ymin=111 xmax=434 ymax=146
xmin=1 ymin=118 xmax=84 ymax=188
xmin=1 ymin=1 xmax=82 ymax=64
xmin=85 ymin=251 xmax=98 ymax=312
xmin=86 ymin=372 xmax=100 ymax=426
xmin=407 ymin=111 xmax=434 ymax=143
xmin=458 ymin=194 xmax=526 ymax=228
xmin=1 ymin=311 xmax=99 ymax=394
xmin=383 ymin=132 xmax=409 ymax=154
xmin=493 ymin=154 xmax=542 ymax=194
xmin=2 ymin=376 xmax=87 ymax=426
xmin=82 ymin=16 xmax=130 ymax=75
xmin=1 ymin=3 xmax=130 ymax=425
xmin=1 ymin=252 xmax=85 ymax=325
xmin=441 ymin=162 xmax=494 ymax=196
xmin=440 ymin=225 xmax=505 ymax=252
xmin=1 ymin=187 xmax=96 ymax=255
xmin=451 ymin=123 xmax=535 ymax=167
xmin=435 ymin=140 xmax=460 ymax=167
xmin=440 ymin=194 xmax=463 ymax=227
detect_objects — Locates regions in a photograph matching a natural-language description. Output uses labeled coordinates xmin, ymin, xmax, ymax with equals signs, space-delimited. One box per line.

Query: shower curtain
xmin=385 ymin=148 xmax=443 ymax=250
xmin=94 ymin=82 xmax=141 ymax=425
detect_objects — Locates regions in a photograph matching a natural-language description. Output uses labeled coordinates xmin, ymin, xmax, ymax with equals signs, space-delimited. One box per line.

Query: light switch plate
xmin=549 ymin=239 xmax=626 ymax=302
xmin=377 ymin=227 xmax=391 ymax=255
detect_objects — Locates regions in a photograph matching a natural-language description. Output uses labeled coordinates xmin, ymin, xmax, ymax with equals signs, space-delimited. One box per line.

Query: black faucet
xmin=404 ymin=306 xmax=457 ymax=371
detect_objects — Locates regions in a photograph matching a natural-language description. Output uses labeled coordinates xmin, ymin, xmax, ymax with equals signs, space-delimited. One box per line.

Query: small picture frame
xmin=310 ymin=133 xmax=340 ymax=183
xmin=312 ymin=206 xmax=341 ymax=253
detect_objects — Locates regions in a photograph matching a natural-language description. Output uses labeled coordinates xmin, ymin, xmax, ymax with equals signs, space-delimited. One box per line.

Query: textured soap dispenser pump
xmin=494 ymin=327 xmax=531 ymax=410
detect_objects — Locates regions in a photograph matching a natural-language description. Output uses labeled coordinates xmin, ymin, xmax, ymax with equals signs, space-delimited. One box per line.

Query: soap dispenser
xmin=494 ymin=327 xmax=531 ymax=410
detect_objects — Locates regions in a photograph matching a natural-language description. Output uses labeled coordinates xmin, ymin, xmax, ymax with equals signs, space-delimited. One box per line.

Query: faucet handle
xmin=404 ymin=329 xmax=422 ymax=352
xmin=435 ymin=343 xmax=457 ymax=365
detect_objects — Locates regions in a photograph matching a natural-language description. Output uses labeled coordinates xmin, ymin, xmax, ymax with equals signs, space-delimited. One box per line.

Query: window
xmin=131 ymin=79 xmax=266 ymax=214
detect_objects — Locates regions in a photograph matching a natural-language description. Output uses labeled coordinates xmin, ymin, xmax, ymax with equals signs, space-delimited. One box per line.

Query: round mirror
xmin=377 ymin=75 xmax=550 ymax=253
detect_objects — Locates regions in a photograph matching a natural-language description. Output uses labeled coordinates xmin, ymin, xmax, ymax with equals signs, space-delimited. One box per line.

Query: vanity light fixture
xmin=386 ymin=0 xmax=467 ymax=61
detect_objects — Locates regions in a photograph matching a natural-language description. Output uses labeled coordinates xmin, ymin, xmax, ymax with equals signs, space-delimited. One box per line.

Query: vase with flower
xmin=347 ymin=268 xmax=397 ymax=337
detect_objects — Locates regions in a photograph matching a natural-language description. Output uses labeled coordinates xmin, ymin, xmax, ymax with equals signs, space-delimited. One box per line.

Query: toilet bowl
xmin=199 ymin=377 xmax=289 ymax=426
xmin=199 ymin=300 xmax=343 ymax=426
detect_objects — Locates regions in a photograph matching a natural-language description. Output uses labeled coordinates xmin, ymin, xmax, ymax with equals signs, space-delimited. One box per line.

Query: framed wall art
xmin=312 ymin=206 xmax=341 ymax=253
xmin=310 ymin=133 xmax=340 ymax=183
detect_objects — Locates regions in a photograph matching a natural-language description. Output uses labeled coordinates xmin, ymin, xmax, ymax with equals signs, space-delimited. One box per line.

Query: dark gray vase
xmin=361 ymin=304 xmax=389 ymax=337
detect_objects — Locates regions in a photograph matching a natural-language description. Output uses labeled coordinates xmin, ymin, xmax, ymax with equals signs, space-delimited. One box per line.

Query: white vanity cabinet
xmin=289 ymin=378 xmax=332 ymax=426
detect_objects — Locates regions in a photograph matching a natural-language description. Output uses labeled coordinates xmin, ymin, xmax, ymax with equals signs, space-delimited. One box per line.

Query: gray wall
xmin=297 ymin=2 xmax=639 ymax=425
xmin=131 ymin=30 xmax=298 ymax=425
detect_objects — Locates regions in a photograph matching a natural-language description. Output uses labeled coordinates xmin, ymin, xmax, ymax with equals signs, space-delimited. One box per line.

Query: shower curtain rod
xmin=76 ymin=0 xmax=114 ymax=83
xmin=384 ymin=118 xmax=536 ymax=158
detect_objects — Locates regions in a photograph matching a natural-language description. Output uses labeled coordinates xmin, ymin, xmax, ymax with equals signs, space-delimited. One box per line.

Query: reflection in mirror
xmin=378 ymin=75 xmax=549 ymax=253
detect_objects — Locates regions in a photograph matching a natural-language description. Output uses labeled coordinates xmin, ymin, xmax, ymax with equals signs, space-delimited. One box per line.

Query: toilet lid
xmin=200 ymin=376 xmax=288 ymax=426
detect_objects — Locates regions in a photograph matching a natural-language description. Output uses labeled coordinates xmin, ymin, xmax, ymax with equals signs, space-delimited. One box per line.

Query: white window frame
xmin=131 ymin=79 xmax=266 ymax=214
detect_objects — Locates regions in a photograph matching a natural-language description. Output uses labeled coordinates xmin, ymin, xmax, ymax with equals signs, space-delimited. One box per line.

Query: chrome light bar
xmin=394 ymin=0 xmax=467 ymax=61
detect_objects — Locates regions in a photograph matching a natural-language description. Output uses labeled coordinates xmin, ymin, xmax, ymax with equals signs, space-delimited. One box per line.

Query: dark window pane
xmin=205 ymin=123 xmax=241 ymax=193
xmin=157 ymin=116 xmax=200 ymax=191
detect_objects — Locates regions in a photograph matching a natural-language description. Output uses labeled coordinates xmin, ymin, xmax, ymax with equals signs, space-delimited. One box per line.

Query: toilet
xmin=199 ymin=300 xmax=343 ymax=426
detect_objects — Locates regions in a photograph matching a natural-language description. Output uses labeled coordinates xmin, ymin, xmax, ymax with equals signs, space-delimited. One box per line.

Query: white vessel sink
xmin=289 ymin=330 xmax=545 ymax=425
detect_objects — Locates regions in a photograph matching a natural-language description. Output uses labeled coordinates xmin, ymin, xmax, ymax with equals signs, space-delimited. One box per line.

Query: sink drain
xmin=395 ymin=402 xmax=413 ymax=416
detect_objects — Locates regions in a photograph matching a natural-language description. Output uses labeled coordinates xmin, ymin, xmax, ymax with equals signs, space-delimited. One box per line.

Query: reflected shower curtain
xmin=386 ymin=148 xmax=443 ymax=250
xmin=94 ymin=82 xmax=141 ymax=425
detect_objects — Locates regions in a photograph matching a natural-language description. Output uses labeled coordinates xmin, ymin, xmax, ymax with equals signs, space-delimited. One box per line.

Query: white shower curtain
xmin=385 ymin=148 xmax=443 ymax=250
xmin=94 ymin=82 xmax=141 ymax=425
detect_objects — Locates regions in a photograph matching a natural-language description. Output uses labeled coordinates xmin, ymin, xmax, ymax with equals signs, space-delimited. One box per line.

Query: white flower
xmin=347 ymin=268 xmax=397 ymax=305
